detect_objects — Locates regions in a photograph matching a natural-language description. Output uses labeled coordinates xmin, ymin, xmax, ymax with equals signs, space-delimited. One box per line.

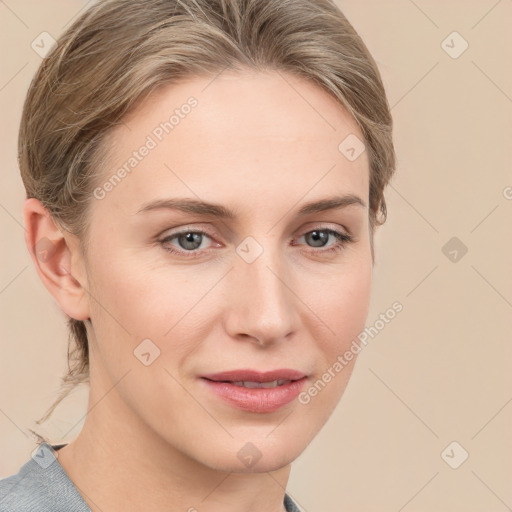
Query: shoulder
xmin=0 ymin=449 xmax=48 ymax=512
xmin=284 ymin=492 xmax=303 ymax=512
xmin=0 ymin=443 xmax=90 ymax=512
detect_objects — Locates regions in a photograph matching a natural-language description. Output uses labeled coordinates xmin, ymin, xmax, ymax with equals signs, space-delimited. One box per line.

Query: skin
xmin=24 ymin=69 xmax=373 ymax=512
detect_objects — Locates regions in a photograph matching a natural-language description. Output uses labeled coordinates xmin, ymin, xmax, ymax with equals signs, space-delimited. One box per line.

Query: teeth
xmin=231 ymin=379 xmax=290 ymax=388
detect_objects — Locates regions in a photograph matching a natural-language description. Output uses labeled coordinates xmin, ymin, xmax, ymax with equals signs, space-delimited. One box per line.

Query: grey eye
xmin=304 ymin=230 xmax=330 ymax=247
xmin=175 ymin=232 xmax=204 ymax=250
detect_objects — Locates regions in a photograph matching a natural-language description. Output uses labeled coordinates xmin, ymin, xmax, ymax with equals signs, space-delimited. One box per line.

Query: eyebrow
xmin=135 ymin=194 xmax=367 ymax=218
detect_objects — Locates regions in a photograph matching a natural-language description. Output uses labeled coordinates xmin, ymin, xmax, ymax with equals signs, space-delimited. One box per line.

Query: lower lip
xmin=201 ymin=377 xmax=308 ymax=413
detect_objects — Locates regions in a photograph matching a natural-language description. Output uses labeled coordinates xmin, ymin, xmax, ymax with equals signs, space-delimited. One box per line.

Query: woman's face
xmin=81 ymin=69 xmax=373 ymax=472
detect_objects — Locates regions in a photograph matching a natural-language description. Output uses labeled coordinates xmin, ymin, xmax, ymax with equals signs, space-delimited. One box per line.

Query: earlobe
xmin=23 ymin=197 xmax=91 ymax=321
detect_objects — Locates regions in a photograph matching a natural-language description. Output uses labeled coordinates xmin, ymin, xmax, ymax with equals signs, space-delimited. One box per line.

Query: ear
xmin=23 ymin=197 xmax=90 ymax=321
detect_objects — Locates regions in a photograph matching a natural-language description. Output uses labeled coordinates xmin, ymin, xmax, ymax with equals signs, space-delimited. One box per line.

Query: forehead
xmin=94 ymin=70 xmax=369 ymax=218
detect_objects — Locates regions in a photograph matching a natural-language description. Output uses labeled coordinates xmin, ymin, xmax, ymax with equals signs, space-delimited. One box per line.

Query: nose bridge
xmin=227 ymin=236 xmax=297 ymax=343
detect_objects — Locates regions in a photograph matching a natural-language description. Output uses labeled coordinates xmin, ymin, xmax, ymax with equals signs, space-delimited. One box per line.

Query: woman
xmin=0 ymin=0 xmax=396 ymax=510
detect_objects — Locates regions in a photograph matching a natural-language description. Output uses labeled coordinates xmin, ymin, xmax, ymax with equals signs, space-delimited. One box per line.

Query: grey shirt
xmin=1 ymin=442 xmax=301 ymax=512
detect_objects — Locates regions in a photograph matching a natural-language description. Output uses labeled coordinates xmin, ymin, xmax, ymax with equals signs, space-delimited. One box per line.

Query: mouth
xmin=216 ymin=379 xmax=293 ymax=388
xmin=201 ymin=368 xmax=306 ymax=385
xmin=200 ymin=369 xmax=308 ymax=413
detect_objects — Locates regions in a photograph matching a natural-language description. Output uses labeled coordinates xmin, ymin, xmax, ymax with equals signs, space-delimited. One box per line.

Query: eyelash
xmin=159 ymin=227 xmax=354 ymax=258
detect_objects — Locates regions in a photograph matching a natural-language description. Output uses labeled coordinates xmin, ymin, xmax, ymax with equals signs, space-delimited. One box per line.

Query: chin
xmin=200 ymin=433 xmax=306 ymax=474
xmin=205 ymin=451 xmax=298 ymax=474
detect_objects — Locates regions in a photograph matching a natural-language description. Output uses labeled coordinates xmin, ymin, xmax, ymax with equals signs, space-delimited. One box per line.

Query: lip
xmin=200 ymin=369 xmax=308 ymax=413
xmin=201 ymin=369 xmax=306 ymax=383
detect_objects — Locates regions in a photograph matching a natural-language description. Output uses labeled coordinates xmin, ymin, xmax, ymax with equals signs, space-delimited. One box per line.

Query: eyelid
xmin=298 ymin=221 xmax=352 ymax=235
xmin=159 ymin=224 xmax=216 ymax=239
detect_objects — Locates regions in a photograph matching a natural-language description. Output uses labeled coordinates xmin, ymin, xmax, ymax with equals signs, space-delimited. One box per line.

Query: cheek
xmin=300 ymin=256 xmax=372 ymax=399
xmin=304 ymin=255 xmax=373 ymax=346
xmin=332 ymin=266 xmax=372 ymax=334
xmin=85 ymin=248 xmax=211 ymax=365
xmin=296 ymin=261 xmax=372 ymax=416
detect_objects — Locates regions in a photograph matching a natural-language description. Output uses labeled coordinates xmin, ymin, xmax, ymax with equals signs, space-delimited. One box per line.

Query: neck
xmin=56 ymin=366 xmax=291 ymax=512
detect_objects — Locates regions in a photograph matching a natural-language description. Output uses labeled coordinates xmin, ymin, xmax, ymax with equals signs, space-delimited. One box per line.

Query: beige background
xmin=1 ymin=1 xmax=511 ymax=511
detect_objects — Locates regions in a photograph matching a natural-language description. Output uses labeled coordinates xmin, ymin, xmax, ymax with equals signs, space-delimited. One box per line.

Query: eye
xmin=160 ymin=229 xmax=216 ymax=257
xmin=159 ymin=226 xmax=354 ymax=259
xmin=296 ymin=228 xmax=354 ymax=255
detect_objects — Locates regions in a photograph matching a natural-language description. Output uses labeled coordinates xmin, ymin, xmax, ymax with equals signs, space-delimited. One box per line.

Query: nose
xmin=222 ymin=241 xmax=299 ymax=346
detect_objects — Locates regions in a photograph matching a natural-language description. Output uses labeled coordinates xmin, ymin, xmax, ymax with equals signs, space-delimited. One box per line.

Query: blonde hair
xmin=19 ymin=0 xmax=396 ymax=439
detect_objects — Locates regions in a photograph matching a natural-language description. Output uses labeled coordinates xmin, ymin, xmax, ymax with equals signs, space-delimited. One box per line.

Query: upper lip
xmin=201 ymin=369 xmax=307 ymax=383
